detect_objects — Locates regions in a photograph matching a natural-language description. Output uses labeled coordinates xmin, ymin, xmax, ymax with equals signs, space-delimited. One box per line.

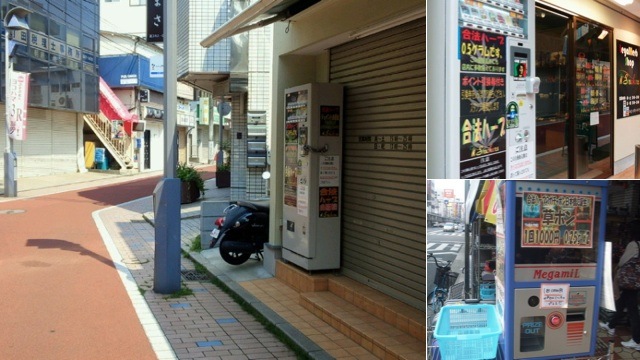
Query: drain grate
xmin=181 ymin=270 xmax=209 ymax=281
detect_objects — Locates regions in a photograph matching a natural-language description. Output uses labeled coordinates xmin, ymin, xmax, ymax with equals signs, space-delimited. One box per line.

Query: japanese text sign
xmin=522 ymin=192 xmax=595 ymax=248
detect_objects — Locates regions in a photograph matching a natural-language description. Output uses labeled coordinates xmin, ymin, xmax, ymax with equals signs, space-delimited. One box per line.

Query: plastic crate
xmin=434 ymin=304 xmax=502 ymax=360
xmin=480 ymin=283 xmax=496 ymax=300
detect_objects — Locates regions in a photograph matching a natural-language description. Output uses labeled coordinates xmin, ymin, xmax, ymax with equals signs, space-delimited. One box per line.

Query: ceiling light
xmin=614 ymin=0 xmax=634 ymax=6
xmin=598 ymin=29 xmax=609 ymax=39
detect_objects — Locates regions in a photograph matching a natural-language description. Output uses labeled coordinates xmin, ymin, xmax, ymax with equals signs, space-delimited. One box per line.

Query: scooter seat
xmin=236 ymin=200 xmax=270 ymax=212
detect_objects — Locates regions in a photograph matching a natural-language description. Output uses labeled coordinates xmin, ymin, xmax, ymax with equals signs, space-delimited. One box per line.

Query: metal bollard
xmin=636 ymin=145 xmax=640 ymax=179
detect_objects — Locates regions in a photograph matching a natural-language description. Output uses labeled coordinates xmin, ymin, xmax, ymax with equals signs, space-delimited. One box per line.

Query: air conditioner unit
xmin=145 ymin=107 xmax=156 ymax=119
xmin=132 ymin=120 xmax=146 ymax=132
xmin=58 ymin=96 xmax=67 ymax=107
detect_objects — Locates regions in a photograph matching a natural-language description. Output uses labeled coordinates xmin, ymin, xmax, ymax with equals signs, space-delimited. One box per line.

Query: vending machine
xmin=282 ymin=83 xmax=343 ymax=270
xmin=428 ymin=0 xmax=539 ymax=178
xmin=494 ymin=180 xmax=608 ymax=359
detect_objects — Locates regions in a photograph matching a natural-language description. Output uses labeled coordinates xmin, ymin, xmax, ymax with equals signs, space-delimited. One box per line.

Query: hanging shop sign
xmin=521 ymin=192 xmax=595 ymax=248
xmin=616 ymin=40 xmax=640 ymax=119
xmin=147 ymin=0 xmax=164 ymax=43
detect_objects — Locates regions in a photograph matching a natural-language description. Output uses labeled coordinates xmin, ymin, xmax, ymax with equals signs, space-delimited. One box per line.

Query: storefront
xmin=0 ymin=105 xmax=83 ymax=178
xmin=535 ymin=3 xmax=613 ymax=179
xmin=427 ymin=0 xmax=640 ymax=178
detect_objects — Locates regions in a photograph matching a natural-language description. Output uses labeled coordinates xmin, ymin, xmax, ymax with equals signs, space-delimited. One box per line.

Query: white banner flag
xmin=8 ymin=70 xmax=30 ymax=141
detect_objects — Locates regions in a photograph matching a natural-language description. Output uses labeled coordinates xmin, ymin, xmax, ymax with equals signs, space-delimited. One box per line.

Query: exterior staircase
xmin=274 ymin=260 xmax=426 ymax=360
xmin=83 ymin=112 xmax=132 ymax=170
xmin=82 ymin=76 xmax=138 ymax=171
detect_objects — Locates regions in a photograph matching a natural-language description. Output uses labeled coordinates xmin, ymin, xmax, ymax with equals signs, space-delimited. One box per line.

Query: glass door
xmin=535 ymin=6 xmax=570 ymax=178
xmin=573 ymin=19 xmax=612 ymax=179
xmin=535 ymin=7 xmax=613 ymax=179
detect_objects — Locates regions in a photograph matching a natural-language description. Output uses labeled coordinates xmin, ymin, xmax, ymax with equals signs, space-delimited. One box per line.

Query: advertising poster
xmin=459 ymin=28 xmax=507 ymax=74
xmin=521 ymin=192 xmax=595 ymax=248
xmin=284 ymin=143 xmax=298 ymax=207
xmin=616 ymin=40 xmax=640 ymax=118
xmin=459 ymin=73 xmax=507 ymax=178
xmin=7 ymin=71 xmax=30 ymax=141
xmin=319 ymin=105 xmax=340 ymax=136
xmin=319 ymin=187 xmax=339 ymax=218
xmin=458 ymin=27 xmax=507 ymax=179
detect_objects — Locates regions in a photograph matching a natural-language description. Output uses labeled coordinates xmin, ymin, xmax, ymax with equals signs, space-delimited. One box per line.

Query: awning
xmin=200 ymin=0 xmax=320 ymax=48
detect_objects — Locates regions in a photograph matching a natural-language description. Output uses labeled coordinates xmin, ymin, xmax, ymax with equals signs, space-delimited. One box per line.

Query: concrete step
xmin=327 ymin=276 xmax=426 ymax=342
xmin=275 ymin=261 xmax=426 ymax=360
xmin=300 ymin=291 xmax=426 ymax=360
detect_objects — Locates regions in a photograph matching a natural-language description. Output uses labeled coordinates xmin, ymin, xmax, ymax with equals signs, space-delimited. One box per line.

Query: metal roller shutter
xmin=51 ymin=111 xmax=79 ymax=174
xmin=330 ymin=18 xmax=426 ymax=310
xmin=8 ymin=108 xmax=78 ymax=177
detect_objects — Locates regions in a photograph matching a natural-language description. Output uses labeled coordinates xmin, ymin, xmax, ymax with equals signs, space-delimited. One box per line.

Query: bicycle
xmin=427 ymin=252 xmax=455 ymax=314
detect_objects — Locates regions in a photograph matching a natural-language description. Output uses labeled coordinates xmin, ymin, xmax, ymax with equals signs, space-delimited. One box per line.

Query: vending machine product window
xmin=514 ymin=194 xmax=600 ymax=268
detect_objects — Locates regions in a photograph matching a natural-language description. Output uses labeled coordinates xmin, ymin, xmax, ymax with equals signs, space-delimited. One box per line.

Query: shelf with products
xmin=576 ymin=58 xmax=611 ymax=114
xmin=459 ymin=0 xmax=527 ymax=38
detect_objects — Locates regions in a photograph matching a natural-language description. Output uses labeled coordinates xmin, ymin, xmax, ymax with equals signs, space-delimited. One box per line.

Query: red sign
xmin=443 ymin=189 xmax=454 ymax=198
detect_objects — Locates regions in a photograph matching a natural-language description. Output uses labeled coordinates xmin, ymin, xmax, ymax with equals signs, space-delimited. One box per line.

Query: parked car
xmin=443 ymin=222 xmax=455 ymax=232
xmin=454 ymin=223 xmax=459 ymax=231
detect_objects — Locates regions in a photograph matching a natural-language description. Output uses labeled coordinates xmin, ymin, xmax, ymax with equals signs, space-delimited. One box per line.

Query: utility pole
xmin=152 ymin=0 xmax=181 ymax=294
xmin=3 ymin=7 xmax=31 ymax=197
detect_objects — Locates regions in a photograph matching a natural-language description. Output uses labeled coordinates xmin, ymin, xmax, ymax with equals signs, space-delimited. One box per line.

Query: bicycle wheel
xmin=432 ymin=290 xmax=445 ymax=313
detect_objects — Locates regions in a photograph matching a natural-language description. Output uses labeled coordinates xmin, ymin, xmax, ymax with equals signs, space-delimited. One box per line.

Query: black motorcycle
xmin=210 ymin=200 xmax=270 ymax=265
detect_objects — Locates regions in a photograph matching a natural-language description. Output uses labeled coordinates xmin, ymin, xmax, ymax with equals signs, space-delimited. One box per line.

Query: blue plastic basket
xmin=434 ymin=304 xmax=502 ymax=360
xmin=480 ymin=283 xmax=496 ymax=300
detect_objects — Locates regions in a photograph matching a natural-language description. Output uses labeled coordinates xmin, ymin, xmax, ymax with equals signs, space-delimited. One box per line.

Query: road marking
xmin=451 ymin=244 xmax=461 ymax=252
xmin=434 ymin=244 xmax=448 ymax=251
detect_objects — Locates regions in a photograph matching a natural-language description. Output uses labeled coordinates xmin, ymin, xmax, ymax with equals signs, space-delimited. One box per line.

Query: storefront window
xmin=574 ymin=19 xmax=612 ymax=179
xmin=535 ymin=6 xmax=612 ymax=179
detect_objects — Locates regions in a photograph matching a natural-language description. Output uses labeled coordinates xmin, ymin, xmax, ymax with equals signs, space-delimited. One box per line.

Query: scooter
xmin=210 ymin=200 xmax=270 ymax=265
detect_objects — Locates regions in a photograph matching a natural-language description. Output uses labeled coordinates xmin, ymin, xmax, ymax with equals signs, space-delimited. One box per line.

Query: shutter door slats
xmin=1 ymin=107 xmax=77 ymax=177
xmin=330 ymin=17 xmax=426 ymax=310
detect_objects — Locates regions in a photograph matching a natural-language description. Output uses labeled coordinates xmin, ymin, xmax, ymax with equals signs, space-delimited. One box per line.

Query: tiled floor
xmin=596 ymin=324 xmax=640 ymax=360
xmin=241 ymin=278 xmax=375 ymax=359
xmin=239 ymin=261 xmax=426 ymax=360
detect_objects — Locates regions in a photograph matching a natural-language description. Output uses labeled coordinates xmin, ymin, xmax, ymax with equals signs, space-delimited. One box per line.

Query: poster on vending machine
xmin=521 ymin=192 xmax=595 ymax=249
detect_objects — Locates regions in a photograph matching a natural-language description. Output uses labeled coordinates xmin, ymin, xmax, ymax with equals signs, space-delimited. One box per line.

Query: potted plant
xmin=176 ymin=162 xmax=205 ymax=204
xmin=216 ymin=140 xmax=231 ymax=188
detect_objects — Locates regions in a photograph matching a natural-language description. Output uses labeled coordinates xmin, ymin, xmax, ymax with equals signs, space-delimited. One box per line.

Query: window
xmin=130 ymin=0 xmax=147 ymax=5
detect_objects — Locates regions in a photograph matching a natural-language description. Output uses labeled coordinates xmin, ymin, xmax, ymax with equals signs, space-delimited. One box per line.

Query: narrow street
xmin=0 ymin=170 xmax=214 ymax=359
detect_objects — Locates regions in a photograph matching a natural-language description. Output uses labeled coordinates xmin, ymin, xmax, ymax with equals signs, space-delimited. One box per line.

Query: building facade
xmin=262 ymin=1 xmax=426 ymax=311
xmin=100 ymin=1 xmax=204 ymax=171
xmin=177 ymin=0 xmax=272 ymax=200
xmin=1 ymin=0 xmax=100 ymax=178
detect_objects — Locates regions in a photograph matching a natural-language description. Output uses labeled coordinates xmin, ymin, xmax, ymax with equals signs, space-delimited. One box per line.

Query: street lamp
xmin=4 ymin=6 xmax=30 ymax=197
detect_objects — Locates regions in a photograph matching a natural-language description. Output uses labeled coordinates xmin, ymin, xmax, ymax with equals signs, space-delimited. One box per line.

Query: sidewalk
xmin=3 ymin=169 xmax=376 ymax=359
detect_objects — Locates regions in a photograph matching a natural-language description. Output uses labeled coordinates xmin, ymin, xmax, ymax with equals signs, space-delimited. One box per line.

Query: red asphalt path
xmin=0 ymin=167 xmax=216 ymax=359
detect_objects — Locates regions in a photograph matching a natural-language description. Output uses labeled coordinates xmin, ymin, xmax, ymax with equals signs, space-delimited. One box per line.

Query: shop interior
xmin=535 ymin=5 xmax=612 ymax=179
